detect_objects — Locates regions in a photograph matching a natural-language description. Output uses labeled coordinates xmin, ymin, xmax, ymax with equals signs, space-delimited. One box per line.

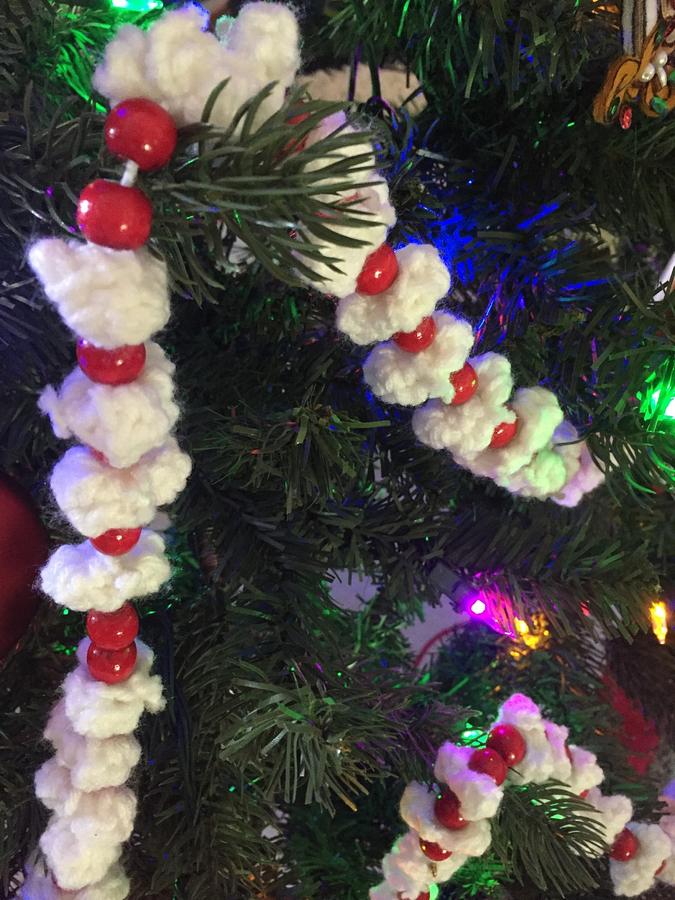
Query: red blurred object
xmin=76 ymin=340 xmax=146 ymax=385
xmin=393 ymin=316 xmax=436 ymax=353
xmin=105 ymin=98 xmax=177 ymax=170
xmin=434 ymin=787 xmax=468 ymax=829
xmin=0 ymin=475 xmax=49 ymax=658
xmin=77 ymin=180 xmax=152 ymax=250
xmin=489 ymin=416 xmax=519 ymax=449
xmin=87 ymin=641 xmax=137 ymax=684
xmin=418 ymin=837 xmax=451 ymax=861
xmin=603 ymin=674 xmax=660 ymax=775
xmin=468 ymin=747 xmax=508 ymax=785
xmin=356 ymin=244 xmax=399 ymax=295
xmin=449 ymin=362 xmax=478 ymax=405
xmin=87 ymin=603 xmax=139 ymax=651
xmin=486 ymin=723 xmax=526 ymax=766
xmin=610 ymin=828 xmax=639 ymax=861
xmin=90 ymin=527 xmax=142 ymax=557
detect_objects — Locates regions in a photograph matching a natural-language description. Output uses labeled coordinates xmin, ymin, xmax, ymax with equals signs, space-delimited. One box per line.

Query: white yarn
xmin=494 ymin=694 xmax=555 ymax=785
xmin=609 ymin=823 xmax=671 ymax=896
xmin=63 ymin=640 xmax=165 ymax=740
xmin=21 ymin=860 xmax=130 ymax=900
xmin=657 ymin=815 xmax=675 ymax=884
xmin=41 ymin=817 xmax=125 ymax=893
xmin=92 ymin=4 xmax=299 ymax=130
xmin=298 ymin=112 xmax=396 ymax=297
xmin=544 ymin=721 xmax=573 ymax=783
xmin=583 ymin=788 xmax=633 ymax=855
xmin=39 ymin=343 xmax=179 ymax=469
xmin=411 ymin=352 xmax=513 ymax=454
xmin=364 ymin=312 xmax=475 ymax=406
xmin=565 ymin=745 xmax=604 ymax=795
xmin=40 ymin=530 xmax=170 ymax=613
xmin=433 ymin=742 xmax=503 ymax=820
xmin=28 ymin=240 xmax=169 ymax=348
xmin=50 ymin=439 xmax=191 ymax=537
xmin=552 ymin=424 xmax=605 ymax=507
xmin=336 ymin=244 xmax=450 ymax=345
xmin=45 ymin=701 xmax=141 ymax=792
xmin=400 ymin=782 xmax=492 ymax=856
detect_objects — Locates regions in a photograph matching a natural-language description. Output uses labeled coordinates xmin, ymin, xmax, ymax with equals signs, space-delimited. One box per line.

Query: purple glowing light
xmin=469 ymin=598 xmax=487 ymax=616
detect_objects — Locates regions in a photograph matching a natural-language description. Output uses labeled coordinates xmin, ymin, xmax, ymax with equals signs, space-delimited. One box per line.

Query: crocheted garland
xmin=370 ymin=693 xmax=675 ymax=900
xmin=22 ymin=4 xmax=607 ymax=895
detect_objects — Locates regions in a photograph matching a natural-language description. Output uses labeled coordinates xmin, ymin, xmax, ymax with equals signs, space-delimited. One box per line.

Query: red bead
xmin=105 ymin=98 xmax=177 ymax=170
xmin=86 ymin=603 xmax=139 ymax=651
xmin=87 ymin=641 xmax=137 ymax=684
xmin=89 ymin=448 xmax=109 ymax=465
xmin=398 ymin=894 xmax=430 ymax=900
xmin=580 ymin=789 xmax=590 ymax=799
xmin=489 ymin=416 xmax=519 ymax=449
xmin=76 ymin=340 xmax=146 ymax=385
xmin=610 ymin=828 xmax=640 ymax=862
xmin=486 ymin=724 xmax=527 ymax=766
xmin=356 ymin=244 xmax=399 ymax=295
xmin=619 ymin=105 xmax=633 ymax=130
xmin=77 ymin=180 xmax=152 ymax=250
xmin=418 ymin=837 xmax=451 ymax=862
xmin=434 ymin=787 xmax=468 ymax=830
xmin=468 ymin=747 xmax=508 ymax=786
xmin=449 ymin=362 xmax=478 ymax=405
xmin=393 ymin=316 xmax=436 ymax=353
xmin=90 ymin=527 xmax=142 ymax=557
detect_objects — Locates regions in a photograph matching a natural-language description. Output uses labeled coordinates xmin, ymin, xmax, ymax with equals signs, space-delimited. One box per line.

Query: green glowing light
xmin=110 ymin=0 xmax=163 ymax=10
xmin=429 ymin=884 xmax=440 ymax=900
xmin=650 ymin=388 xmax=675 ymax=419
xmin=460 ymin=727 xmax=486 ymax=746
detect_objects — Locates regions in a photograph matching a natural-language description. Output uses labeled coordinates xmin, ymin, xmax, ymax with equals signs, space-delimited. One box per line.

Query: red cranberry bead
xmin=434 ymin=787 xmax=468 ymax=830
xmin=610 ymin=828 xmax=640 ymax=862
xmin=580 ymin=789 xmax=590 ymax=799
xmin=397 ymin=894 xmax=430 ymax=900
xmin=87 ymin=603 xmax=139 ymax=651
xmin=468 ymin=747 xmax=508 ymax=786
xmin=393 ymin=316 xmax=436 ymax=353
xmin=77 ymin=180 xmax=152 ymax=250
xmin=90 ymin=527 xmax=142 ymax=557
xmin=489 ymin=416 xmax=519 ymax=449
xmin=105 ymin=98 xmax=177 ymax=170
xmin=486 ymin=724 xmax=527 ymax=766
xmin=89 ymin=447 xmax=109 ymax=465
xmin=418 ymin=837 xmax=451 ymax=862
xmin=449 ymin=362 xmax=478 ymax=405
xmin=76 ymin=339 xmax=146 ymax=385
xmin=356 ymin=244 xmax=399 ymax=295
xmin=87 ymin=641 xmax=137 ymax=684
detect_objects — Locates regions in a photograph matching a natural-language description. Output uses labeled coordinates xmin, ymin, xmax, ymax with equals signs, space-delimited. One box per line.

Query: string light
xmin=110 ymin=0 xmax=163 ymax=10
xmin=509 ymin=614 xmax=551 ymax=659
xmin=649 ymin=600 xmax=669 ymax=645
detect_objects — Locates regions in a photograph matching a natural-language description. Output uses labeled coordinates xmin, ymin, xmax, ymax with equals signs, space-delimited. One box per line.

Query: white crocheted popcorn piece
xmin=544 ymin=722 xmax=573 ymax=784
xmin=28 ymin=240 xmax=169 ymax=348
xmin=453 ymin=386 xmax=564 ymax=486
xmin=40 ymin=530 xmax=170 ymax=614
xmin=551 ymin=423 xmax=605 ymax=507
xmin=494 ymin=694 xmax=554 ymax=785
xmin=336 ymin=244 xmax=450 ymax=345
xmin=657 ymin=814 xmax=675 ymax=884
xmin=565 ymin=745 xmax=604 ymax=795
xmin=298 ymin=112 xmax=396 ymax=298
xmin=609 ymin=822 xmax=671 ymax=896
xmin=380 ymin=830 xmax=432 ymax=896
xmin=50 ymin=439 xmax=191 ymax=537
xmin=400 ymin=782 xmax=492 ymax=856
xmin=40 ymin=784 xmax=136 ymax=891
xmin=433 ymin=743 xmax=503 ymax=820
xmin=497 ymin=444 xmax=569 ymax=500
xmin=63 ymin=640 xmax=165 ymax=740
xmin=21 ymin=860 xmax=131 ymax=900
xmin=39 ymin=343 xmax=179 ymax=470
xmin=368 ymin=883 xmax=399 ymax=900
xmin=45 ymin=701 xmax=141 ymax=792
xmin=364 ymin=312 xmax=475 ymax=407
xmin=412 ymin=352 xmax=512 ymax=454
xmin=36 ymin=760 xmax=136 ymax=830
xmin=93 ymin=4 xmax=299 ymax=130
xmin=583 ymin=788 xmax=633 ymax=856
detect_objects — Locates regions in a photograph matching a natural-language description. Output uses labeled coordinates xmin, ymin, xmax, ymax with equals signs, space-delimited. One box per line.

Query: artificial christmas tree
xmin=0 ymin=0 xmax=673 ymax=898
